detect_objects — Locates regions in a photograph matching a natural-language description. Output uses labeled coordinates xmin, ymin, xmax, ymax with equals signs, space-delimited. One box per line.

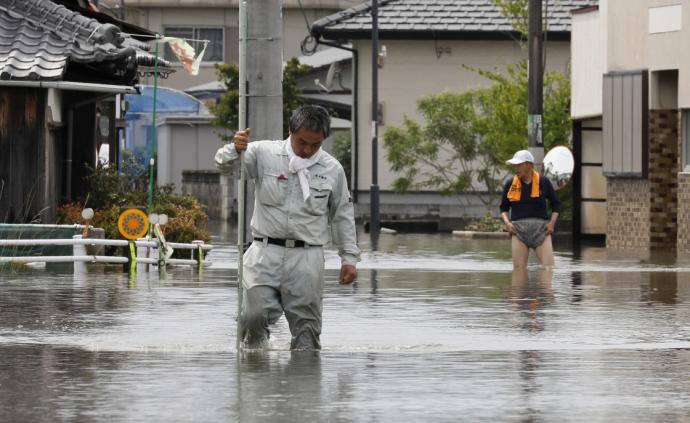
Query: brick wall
xmin=606 ymin=110 xmax=679 ymax=250
xmin=648 ymin=110 xmax=678 ymax=248
xmin=678 ymin=107 xmax=690 ymax=253
xmin=606 ymin=178 xmax=650 ymax=249
xmin=677 ymin=173 xmax=690 ymax=252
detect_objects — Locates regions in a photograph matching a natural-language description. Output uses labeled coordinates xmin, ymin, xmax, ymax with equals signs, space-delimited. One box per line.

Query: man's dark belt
xmin=254 ymin=237 xmax=322 ymax=248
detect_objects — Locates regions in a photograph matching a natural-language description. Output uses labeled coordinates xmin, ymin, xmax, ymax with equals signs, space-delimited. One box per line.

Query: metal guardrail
xmin=0 ymin=235 xmax=213 ymax=274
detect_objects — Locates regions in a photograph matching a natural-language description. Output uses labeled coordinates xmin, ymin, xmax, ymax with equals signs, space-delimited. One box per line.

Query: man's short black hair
xmin=289 ymin=105 xmax=331 ymax=138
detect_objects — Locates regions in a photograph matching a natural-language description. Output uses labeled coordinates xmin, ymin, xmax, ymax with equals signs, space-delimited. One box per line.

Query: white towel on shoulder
xmin=286 ymin=139 xmax=322 ymax=201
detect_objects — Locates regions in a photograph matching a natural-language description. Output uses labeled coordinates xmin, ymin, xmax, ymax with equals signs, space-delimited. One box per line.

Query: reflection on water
xmin=2 ymin=232 xmax=690 ymax=421
xmin=509 ymin=268 xmax=553 ymax=333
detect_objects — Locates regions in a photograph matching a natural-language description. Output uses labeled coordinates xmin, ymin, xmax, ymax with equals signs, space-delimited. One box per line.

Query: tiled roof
xmin=312 ymin=0 xmax=598 ymax=39
xmin=0 ymin=0 xmax=170 ymax=80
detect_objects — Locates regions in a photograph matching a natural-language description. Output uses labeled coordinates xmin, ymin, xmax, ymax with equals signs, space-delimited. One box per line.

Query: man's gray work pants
xmin=239 ymin=241 xmax=325 ymax=350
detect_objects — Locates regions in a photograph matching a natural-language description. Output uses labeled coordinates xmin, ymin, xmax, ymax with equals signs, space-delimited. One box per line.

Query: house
xmin=118 ymin=0 xmax=354 ymax=92
xmin=0 ymin=0 xmax=172 ymax=223
xmin=177 ymin=47 xmax=353 ymax=219
xmin=296 ymin=45 xmax=353 ymax=121
xmin=182 ymin=45 xmax=353 ymax=121
xmin=123 ymin=85 xmax=221 ymax=193
xmin=310 ymin=0 xmax=596 ymax=230
xmin=570 ymin=0 xmax=690 ymax=253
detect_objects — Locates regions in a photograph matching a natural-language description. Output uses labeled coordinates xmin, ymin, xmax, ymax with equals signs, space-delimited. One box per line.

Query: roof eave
xmin=315 ymin=29 xmax=571 ymax=42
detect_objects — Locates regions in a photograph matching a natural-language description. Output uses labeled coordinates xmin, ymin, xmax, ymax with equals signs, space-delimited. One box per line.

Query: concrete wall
xmin=607 ymin=0 xmax=690 ymax=108
xmin=571 ymin=6 xmax=607 ymax=119
xmin=354 ymin=191 xmax=501 ymax=231
xmin=157 ymin=119 xmax=224 ymax=193
xmin=181 ymin=170 xmax=224 ymax=219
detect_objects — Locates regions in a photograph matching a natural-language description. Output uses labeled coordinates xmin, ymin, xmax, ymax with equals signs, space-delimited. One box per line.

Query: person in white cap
xmin=500 ymin=149 xmax=561 ymax=268
xmin=215 ymin=105 xmax=360 ymax=350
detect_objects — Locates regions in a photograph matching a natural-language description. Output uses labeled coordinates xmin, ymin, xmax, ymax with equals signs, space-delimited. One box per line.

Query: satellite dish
xmin=542 ymin=146 xmax=574 ymax=191
xmin=325 ymin=62 xmax=338 ymax=88
xmin=314 ymin=78 xmax=329 ymax=92
xmin=314 ymin=62 xmax=340 ymax=92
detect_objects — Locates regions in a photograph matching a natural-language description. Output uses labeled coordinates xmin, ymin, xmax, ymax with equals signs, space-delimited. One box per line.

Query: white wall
xmin=571 ymin=7 xmax=606 ymax=119
xmin=607 ymin=0 xmax=690 ymax=108
xmin=353 ymin=38 xmax=571 ymax=192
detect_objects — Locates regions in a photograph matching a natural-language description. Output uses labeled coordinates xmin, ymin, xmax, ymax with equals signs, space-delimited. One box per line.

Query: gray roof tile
xmin=0 ymin=0 xmax=170 ymax=80
xmin=312 ymin=0 xmax=598 ymax=37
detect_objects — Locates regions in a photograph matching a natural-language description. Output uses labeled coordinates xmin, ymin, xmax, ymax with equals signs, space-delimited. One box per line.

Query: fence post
xmin=192 ymin=240 xmax=204 ymax=270
xmin=137 ymin=238 xmax=148 ymax=273
xmin=123 ymin=241 xmax=137 ymax=275
xmin=72 ymin=235 xmax=86 ymax=275
xmin=151 ymin=239 xmax=160 ymax=271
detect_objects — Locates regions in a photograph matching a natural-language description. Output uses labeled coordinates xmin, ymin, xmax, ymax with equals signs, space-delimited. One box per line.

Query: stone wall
xmin=606 ymin=178 xmax=650 ymax=249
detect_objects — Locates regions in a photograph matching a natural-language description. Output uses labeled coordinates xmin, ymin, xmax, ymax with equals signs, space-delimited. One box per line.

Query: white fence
xmin=0 ymin=235 xmax=213 ymax=274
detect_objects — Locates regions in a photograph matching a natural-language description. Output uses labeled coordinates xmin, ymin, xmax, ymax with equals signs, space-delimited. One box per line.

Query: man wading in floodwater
xmin=215 ymin=105 xmax=360 ymax=350
xmin=500 ymin=150 xmax=561 ymax=269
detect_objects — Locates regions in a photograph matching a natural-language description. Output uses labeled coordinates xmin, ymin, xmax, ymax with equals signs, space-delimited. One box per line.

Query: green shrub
xmin=466 ymin=213 xmax=506 ymax=232
xmin=56 ymin=162 xmax=210 ymax=249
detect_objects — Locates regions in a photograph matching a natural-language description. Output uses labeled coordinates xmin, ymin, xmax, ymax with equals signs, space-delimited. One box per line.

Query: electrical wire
xmin=296 ymin=0 xmax=311 ymax=31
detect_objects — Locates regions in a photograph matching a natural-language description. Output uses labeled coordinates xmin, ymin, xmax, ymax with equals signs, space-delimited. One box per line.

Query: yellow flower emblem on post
xmin=117 ymin=208 xmax=149 ymax=240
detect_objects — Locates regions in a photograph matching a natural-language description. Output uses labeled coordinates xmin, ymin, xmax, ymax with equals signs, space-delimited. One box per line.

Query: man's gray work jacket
xmin=215 ymin=139 xmax=360 ymax=266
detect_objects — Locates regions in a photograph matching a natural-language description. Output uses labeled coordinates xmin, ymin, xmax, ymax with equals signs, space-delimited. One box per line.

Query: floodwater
xmin=2 ymin=225 xmax=690 ymax=422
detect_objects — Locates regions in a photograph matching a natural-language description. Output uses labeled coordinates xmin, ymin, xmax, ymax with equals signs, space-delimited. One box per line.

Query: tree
xmin=209 ymin=58 xmax=312 ymax=139
xmin=382 ymin=0 xmax=571 ymax=206
xmin=331 ymin=130 xmax=352 ymax=183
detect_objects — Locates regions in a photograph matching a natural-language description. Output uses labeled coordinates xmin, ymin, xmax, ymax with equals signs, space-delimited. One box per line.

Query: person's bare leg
xmin=510 ymin=267 xmax=529 ymax=310
xmin=511 ymin=235 xmax=529 ymax=268
xmin=534 ymin=235 xmax=554 ymax=266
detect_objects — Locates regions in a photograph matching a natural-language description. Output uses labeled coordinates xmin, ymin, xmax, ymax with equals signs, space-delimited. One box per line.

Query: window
xmin=163 ymin=27 xmax=224 ymax=63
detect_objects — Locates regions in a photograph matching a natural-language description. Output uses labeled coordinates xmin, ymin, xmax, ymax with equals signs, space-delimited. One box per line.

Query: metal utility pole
xmin=528 ymin=0 xmax=544 ymax=164
xmin=370 ymin=0 xmax=380 ymax=241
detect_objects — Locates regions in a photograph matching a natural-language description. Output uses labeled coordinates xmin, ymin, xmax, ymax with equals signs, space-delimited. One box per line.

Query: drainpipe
xmin=66 ymin=109 xmax=74 ymax=200
xmin=312 ymin=40 xmax=359 ymax=203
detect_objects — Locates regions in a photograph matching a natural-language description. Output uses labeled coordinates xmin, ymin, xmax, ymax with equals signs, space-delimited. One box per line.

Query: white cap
xmin=506 ymin=150 xmax=534 ymax=165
